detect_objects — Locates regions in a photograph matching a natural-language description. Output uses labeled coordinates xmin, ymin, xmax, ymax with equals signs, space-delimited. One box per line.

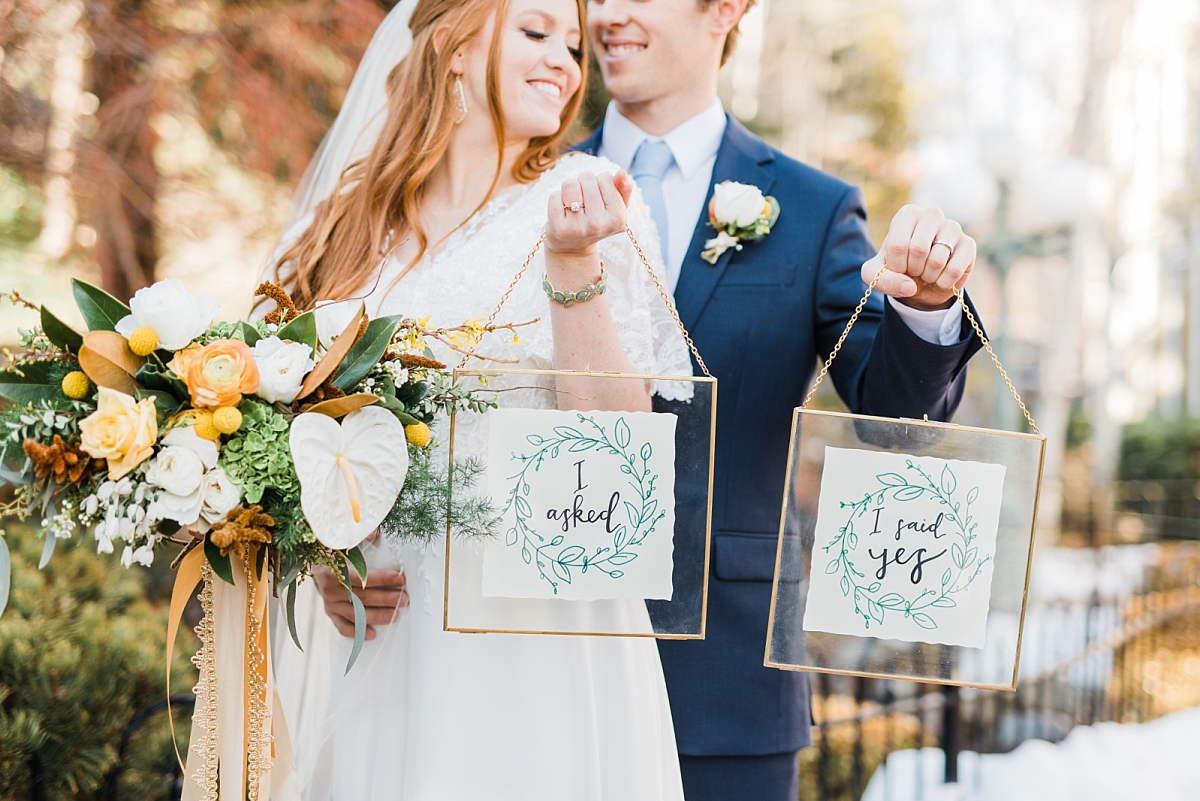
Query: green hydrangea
xmin=218 ymin=400 xmax=298 ymax=505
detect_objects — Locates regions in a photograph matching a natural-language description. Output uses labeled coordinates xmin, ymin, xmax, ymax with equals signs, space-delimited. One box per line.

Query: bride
xmin=267 ymin=0 xmax=691 ymax=798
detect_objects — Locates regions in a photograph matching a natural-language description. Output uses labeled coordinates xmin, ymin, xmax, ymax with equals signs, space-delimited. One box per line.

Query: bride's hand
xmin=545 ymin=171 xmax=635 ymax=260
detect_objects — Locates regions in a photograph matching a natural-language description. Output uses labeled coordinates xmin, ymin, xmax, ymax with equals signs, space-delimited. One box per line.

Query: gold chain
xmin=802 ymin=264 xmax=1040 ymax=435
xmin=458 ymin=228 xmax=711 ymax=378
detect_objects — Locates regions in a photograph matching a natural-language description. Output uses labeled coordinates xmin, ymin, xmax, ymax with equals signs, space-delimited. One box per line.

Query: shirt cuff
xmin=886 ymin=296 xmax=963 ymax=346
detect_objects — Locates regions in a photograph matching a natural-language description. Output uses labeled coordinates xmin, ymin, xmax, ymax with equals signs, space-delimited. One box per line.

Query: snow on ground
xmin=862 ymin=706 xmax=1200 ymax=801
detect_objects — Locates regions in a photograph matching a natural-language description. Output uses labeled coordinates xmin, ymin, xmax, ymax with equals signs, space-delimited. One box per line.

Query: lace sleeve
xmin=597 ymin=179 xmax=695 ymax=401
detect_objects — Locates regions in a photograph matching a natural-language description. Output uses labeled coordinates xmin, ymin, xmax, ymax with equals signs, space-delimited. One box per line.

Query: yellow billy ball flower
xmin=212 ymin=406 xmax=243 ymax=435
xmin=61 ymin=371 xmax=91 ymax=400
xmin=405 ymin=422 xmax=431 ymax=447
xmin=192 ymin=411 xmax=221 ymax=442
xmin=127 ymin=326 xmax=159 ymax=356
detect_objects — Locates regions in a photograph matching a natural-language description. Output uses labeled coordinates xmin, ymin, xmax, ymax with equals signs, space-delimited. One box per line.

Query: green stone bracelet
xmin=543 ymin=265 xmax=608 ymax=308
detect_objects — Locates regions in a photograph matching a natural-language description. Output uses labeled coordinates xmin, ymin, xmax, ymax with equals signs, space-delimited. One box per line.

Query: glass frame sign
xmin=443 ymin=367 xmax=717 ymax=639
xmin=765 ymin=409 xmax=1045 ymax=690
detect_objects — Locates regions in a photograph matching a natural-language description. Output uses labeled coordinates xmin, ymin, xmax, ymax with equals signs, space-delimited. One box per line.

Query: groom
xmin=318 ymin=0 xmax=983 ymax=798
xmin=572 ymin=1 xmax=982 ymax=799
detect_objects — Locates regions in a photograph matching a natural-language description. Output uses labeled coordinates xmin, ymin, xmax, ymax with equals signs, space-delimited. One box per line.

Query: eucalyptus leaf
xmin=285 ymin=579 xmax=303 ymax=651
xmin=333 ymin=315 xmax=402 ymax=392
xmin=71 ymin=278 xmax=131 ymax=332
xmin=40 ymin=306 xmax=83 ymax=353
xmin=38 ymin=530 xmax=56 ymax=569
xmin=344 ymin=546 xmax=369 ymax=587
xmin=345 ymin=584 xmax=366 ymax=674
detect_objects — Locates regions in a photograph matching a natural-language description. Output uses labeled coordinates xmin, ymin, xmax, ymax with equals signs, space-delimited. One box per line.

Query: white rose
xmin=199 ymin=467 xmax=241 ymax=529
xmin=314 ymin=299 xmax=362 ymax=350
xmin=146 ymin=428 xmax=218 ymax=525
xmin=712 ymin=181 xmax=767 ymax=228
xmin=251 ymin=337 xmax=316 ymax=404
xmin=115 ymin=278 xmax=220 ymax=351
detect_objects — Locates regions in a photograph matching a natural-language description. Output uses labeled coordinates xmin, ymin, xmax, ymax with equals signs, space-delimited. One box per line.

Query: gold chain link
xmin=801 ymin=264 xmax=1041 ymax=436
xmin=458 ymin=228 xmax=712 ymax=378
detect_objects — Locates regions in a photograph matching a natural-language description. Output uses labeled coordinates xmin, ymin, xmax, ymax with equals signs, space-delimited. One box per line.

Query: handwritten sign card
xmin=803 ymin=447 xmax=1006 ymax=648
xmin=482 ymin=408 xmax=677 ymax=601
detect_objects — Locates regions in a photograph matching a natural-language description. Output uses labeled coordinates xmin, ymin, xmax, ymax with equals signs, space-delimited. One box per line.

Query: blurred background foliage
xmin=0 ymin=519 xmax=194 ymax=800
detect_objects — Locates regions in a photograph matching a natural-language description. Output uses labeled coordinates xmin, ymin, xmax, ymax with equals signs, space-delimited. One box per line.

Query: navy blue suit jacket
xmin=574 ymin=117 xmax=982 ymax=755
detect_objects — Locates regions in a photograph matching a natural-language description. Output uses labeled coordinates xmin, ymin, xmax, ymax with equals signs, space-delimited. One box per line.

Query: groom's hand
xmin=862 ymin=205 xmax=976 ymax=311
xmin=314 ymin=566 xmax=408 ymax=641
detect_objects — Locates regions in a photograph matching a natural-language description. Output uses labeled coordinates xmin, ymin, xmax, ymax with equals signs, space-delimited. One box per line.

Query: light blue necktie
xmin=630 ymin=139 xmax=675 ymax=267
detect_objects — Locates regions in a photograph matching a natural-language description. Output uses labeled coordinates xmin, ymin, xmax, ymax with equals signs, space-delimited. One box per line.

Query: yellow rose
xmin=79 ymin=388 xmax=159 ymax=480
xmin=186 ymin=339 xmax=260 ymax=409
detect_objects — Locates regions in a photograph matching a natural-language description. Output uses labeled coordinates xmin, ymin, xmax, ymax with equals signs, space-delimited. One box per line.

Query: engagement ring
xmin=567 ymin=202 xmax=583 ymax=213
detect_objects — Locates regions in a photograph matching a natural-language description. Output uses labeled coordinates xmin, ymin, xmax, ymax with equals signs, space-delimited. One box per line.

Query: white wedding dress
xmin=272 ymin=152 xmax=691 ymax=801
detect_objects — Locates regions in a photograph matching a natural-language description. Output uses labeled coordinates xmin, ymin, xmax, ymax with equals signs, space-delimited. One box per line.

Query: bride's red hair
xmin=273 ymin=0 xmax=586 ymax=310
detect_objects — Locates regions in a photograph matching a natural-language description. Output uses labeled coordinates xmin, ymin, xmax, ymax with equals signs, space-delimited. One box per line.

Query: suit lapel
xmin=673 ymin=117 xmax=777 ymax=328
xmin=571 ymin=127 xmax=603 ymax=157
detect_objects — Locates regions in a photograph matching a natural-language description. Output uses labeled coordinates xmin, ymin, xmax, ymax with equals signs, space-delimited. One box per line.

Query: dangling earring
xmin=453 ymin=75 xmax=468 ymax=124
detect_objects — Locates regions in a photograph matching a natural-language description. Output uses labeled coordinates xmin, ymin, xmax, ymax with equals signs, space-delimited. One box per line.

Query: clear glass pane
xmin=444 ymin=368 xmax=716 ymax=637
xmin=766 ymin=409 xmax=1045 ymax=689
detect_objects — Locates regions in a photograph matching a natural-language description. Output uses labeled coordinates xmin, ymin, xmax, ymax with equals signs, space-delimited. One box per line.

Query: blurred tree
xmin=0 ymin=0 xmax=396 ymax=300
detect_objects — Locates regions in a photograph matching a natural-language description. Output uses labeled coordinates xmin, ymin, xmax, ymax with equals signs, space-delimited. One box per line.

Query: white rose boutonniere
xmin=701 ymin=180 xmax=781 ymax=264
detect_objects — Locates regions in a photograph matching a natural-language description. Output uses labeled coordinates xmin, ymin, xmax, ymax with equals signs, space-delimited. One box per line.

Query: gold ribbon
xmin=167 ymin=544 xmax=300 ymax=800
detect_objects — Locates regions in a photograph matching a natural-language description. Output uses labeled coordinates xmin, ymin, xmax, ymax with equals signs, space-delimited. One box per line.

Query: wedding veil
xmin=286 ymin=0 xmax=419 ymax=229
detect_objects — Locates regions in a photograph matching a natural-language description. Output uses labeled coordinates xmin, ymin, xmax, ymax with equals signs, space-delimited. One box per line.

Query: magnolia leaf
xmin=77 ymin=345 xmax=139 ymax=395
xmin=238 ymin=321 xmax=262 ymax=347
xmin=204 ymin=534 xmax=236 ymax=585
xmin=136 ymin=362 xmax=189 ymax=401
xmin=83 ymin=331 xmax=145 ymax=375
xmin=40 ymin=306 xmax=83 ymax=353
xmin=333 ymin=315 xmax=402 ymax=392
xmin=305 ymin=394 xmax=380 ymax=419
xmin=299 ymin=303 xmax=364 ymax=399
xmin=290 ymin=406 xmax=409 ymax=550
xmin=72 ymin=278 xmax=131 ymax=332
xmin=0 ymin=361 xmax=60 ymax=405
xmin=0 ymin=537 xmax=9 ymax=618
xmin=277 ymin=311 xmax=318 ymax=351
xmin=136 ymin=389 xmax=181 ymax=417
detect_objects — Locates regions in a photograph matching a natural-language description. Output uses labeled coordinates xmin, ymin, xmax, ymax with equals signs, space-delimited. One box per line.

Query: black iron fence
xmin=95 ymin=545 xmax=1200 ymax=801
xmin=802 ymin=541 xmax=1200 ymax=800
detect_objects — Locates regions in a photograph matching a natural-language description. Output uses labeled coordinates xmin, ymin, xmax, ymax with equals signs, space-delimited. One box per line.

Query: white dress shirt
xmin=597 ymin=100 xmax=962 ymax=345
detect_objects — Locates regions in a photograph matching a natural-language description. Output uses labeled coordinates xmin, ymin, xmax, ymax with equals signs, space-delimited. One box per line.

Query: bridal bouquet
xmin=0 ymin=277 xmax=500 ymax=633
xmin=0 ymin=277 xmax=505 ymax=796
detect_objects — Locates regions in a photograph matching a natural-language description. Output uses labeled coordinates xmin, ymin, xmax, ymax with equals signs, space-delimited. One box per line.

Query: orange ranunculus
xmin=186 ymin=339 xmax=260 ymax=409
xmin=79 ymin=387 xmax=159 ymax=480
xmin=169 ymin=343 xmax=201 ymax=378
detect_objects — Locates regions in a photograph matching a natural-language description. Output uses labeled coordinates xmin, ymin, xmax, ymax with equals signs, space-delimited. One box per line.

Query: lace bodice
xmin=353 ymin=153 xmax=693 ymax=392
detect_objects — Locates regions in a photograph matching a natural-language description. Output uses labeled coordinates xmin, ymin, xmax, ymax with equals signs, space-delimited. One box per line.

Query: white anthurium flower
xmin=314 ymin=299 xmax=362 ymax=351
xmin=251 ymin=337 xmax=316 ymax=404
xmin=115 ymin=278 xmax=220 ymax=351
xmin=147 ymin=427 xmax=218 ymax=525
xmin=712 ymin=181 xmax=768 ymax=228
xmin=289 ymin=406 xmax=409 ymax=550
xmin=197 ymin=467 xmax=241 ymax=533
